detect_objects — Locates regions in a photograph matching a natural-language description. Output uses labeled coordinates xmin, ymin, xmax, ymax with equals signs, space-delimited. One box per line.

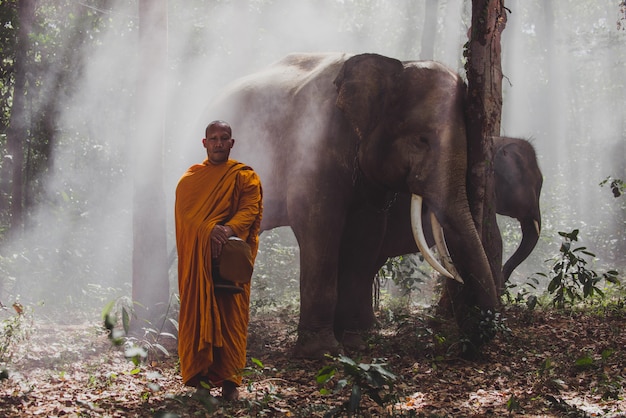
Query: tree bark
xmin=465 ymin=0 xmax=507 ymax=294
xmin=132 ymin=0 xmax=170 ymax=327
xmin=438 ymin=0 xmax=507 ymax=354
xmin=6 ymin=0 xmax=35 ymax=237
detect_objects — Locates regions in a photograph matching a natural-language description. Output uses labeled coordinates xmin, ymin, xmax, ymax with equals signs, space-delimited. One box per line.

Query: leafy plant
xmin=600 ymin=176 xmax=625 ymax=198
xmin=503 ymin=276 xmax=540 ymax=310
xmin=454 ymin=308 xmax=511 ymax=357
xmin=316 ymin=354 xmax=397 ymax=417
xmin=102 ymin=295 xmax=178 ymax=365
xmin=545 ymin=229 xmax=620 ymax=309
xmin=477 ymin=309 xmax=511 ymax=342
xmin=0 ymin=301 xmax=30 ymax=378
xmin=378 ymin=254 xmax=430 ymax=299
xmin=240 ymin=358 xmax=284 ymax=413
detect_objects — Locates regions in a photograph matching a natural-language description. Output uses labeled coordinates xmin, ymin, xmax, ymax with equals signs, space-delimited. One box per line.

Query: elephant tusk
xmin=534 ymin=219 xmax=541 ymax=235
xmin=430 ymin=212 xmax=464 ymax=284
xmin=410 ymin=195 xmax=454 ymax=280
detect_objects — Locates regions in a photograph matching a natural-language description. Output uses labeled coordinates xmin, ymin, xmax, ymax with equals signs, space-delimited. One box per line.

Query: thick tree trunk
xmin=438 ymin=0 xmax=507 ymax=354
xmin=132 ymin=0 xmax=170 ymax=327
xmin=6 ymin=0 xmax=35 ymax=237
xmin=465 ymin=0 xmax=507 ymax=292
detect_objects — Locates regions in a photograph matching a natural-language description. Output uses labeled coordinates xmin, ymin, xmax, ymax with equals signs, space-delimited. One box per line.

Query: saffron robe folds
xmin=175 ymin=159 xmax=262 ymax=386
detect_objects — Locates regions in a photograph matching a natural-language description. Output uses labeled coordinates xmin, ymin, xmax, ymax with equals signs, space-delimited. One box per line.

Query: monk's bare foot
xmin=222 ymin=380 xmax=239 ymax=401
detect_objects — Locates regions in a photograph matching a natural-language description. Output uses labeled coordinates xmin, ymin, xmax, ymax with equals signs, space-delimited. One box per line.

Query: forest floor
xmin=0 ymin=303 xmax=624 ymax=417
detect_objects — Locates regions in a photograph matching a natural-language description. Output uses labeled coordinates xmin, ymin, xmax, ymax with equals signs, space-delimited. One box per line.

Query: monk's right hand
xmin=211 ymin=225 xmax=232 ymax=258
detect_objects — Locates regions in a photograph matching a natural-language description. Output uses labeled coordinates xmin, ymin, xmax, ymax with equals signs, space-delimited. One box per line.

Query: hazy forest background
xmin=0 ymin=1 xmax=625 ymax=416
xmin=0 ymin=0 xmax=623 ymax=316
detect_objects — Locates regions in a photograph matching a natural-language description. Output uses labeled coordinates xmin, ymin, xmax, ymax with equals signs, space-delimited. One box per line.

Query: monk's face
xmin=203 ymin=123 xmax=234 ymax=165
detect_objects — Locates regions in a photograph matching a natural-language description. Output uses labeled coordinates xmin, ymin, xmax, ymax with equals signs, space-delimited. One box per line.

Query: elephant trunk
xmin=502 ymin=217 xmax=540 ymax=282
xmin=410 ymin=192 xmax=499 ymax=309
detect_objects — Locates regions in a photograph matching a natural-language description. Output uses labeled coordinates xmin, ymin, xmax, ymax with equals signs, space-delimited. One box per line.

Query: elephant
xmin=203 ymin=52 xmax=498 ymax=357
xmin=334 ymin=136 xmax=543 ymax=340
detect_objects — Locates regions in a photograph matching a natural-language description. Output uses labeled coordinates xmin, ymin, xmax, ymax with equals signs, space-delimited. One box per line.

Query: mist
xmin=1 ymin=0 xmax=623 ymax=314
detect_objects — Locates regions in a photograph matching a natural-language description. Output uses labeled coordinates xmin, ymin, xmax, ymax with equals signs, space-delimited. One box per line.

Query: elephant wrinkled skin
xmin=204 ymin=52 xmax=498 ymax=357
xmin=335 ymin=137 xmax=543 ymax=339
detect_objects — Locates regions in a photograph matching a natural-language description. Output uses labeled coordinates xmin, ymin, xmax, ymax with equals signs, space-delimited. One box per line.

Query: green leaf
xmin=168 ymin=318 xmax=179 ymax=331
xmin=316 ymin=365 xmax=336 ymax=384
xmin=601 ymin=349 xmax=614 ymax=361
xmin=122 ymin=307 xmax=130 ymax=335
xmin=547 ymin=276 xmax=560 ymax=292
xmin=153 ymin=343 xmax=169 ymax=356
xmin=348 ymin=384 xmax=362 ymax=412
xmin=575 ymin=354 xmax=594 ymax=367
xmin=104 ymin=313 xmax=117 ymax=332
xmin=101 ymin=300 xmax=116 ymax=320
xmin=338 ymin=354 xmax=357 ymax=367
xmin=506 ymin=395 xmax=520 ymax=412
xmin=251 ymin=357 xmax=263 ymax=368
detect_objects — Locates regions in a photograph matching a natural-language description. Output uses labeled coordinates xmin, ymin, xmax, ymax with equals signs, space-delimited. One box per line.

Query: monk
xmin=175 ymin=120 xmax=263 ymax=401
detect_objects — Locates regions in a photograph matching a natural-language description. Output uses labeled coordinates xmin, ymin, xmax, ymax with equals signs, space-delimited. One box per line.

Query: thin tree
xmin=132 ymin=0 xmax=170 ymax=327
xmin=420 ymin=0 xmax=438 ymax=60
xmin=0 ymin=3 xmax=18 ymax=229
xmin=5 ymin=0 xmax=35 ymax=237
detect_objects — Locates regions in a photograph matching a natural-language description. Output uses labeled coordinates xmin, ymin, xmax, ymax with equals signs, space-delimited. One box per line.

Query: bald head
xmin=205 ymin=120 xmax=232 ymax=138
xmin=203 ymin=120 xmax=235 ymax=165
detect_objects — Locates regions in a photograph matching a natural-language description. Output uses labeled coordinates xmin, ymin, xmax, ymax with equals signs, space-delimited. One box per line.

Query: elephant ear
xmin=334 ymin=53 xmax=404 ymax=140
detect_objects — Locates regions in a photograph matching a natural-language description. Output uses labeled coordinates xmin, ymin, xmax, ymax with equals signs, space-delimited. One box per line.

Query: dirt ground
xmin=0 ymin=305 xmax=624 ymax=417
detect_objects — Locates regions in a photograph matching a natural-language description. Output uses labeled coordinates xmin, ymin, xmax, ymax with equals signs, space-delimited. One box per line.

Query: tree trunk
xmin=6 ymin=0 xmax=35 ymax=237
xmin=465 ymin=0 xmax=507 ymax=292
xmin=132 ymin=0 xmax=170 ymax=328
xmin=438 ymin=0 xmax=507 ymax=354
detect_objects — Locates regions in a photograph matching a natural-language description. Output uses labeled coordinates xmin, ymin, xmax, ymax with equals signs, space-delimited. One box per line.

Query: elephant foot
xmin=293 ymin=329 xmax=342 ymax=359
xmin=341 ymin=330 xmax=368 ymax=351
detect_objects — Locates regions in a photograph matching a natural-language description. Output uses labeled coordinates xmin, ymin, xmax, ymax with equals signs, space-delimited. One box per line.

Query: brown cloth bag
xmin=214 ymin=237 xmax=254 ymax=284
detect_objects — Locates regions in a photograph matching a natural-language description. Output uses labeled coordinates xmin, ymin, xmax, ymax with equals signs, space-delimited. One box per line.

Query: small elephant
xmin=204 ymin=52 xmax=498 ymax=357
xmin=494 ymin=137 xmax=543 ymax=281
xmin=335 ymin=136 xmax=543 ymax=338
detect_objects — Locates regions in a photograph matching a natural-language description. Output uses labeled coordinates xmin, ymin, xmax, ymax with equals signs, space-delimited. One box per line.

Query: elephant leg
xmin=334 ymin=207 xmax=387 ymax=349
xmin=335 ymin=269 xmax=376 ymax=350
xmin=289 ymin=178 xmax=352 ymax=358
xmin=292 ymin=228 xmax=343 ymax=358
xmin=336 ymin=254 xmax=388 ymax=350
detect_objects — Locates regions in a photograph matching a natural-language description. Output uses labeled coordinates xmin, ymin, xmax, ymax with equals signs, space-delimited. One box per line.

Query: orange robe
xmin=175 ymin=159 xmax=262 ymax=387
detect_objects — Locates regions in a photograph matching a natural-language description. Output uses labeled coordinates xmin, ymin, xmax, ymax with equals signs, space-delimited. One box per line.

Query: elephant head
xmin=334 ymin=54 xmax=499 ymax=308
